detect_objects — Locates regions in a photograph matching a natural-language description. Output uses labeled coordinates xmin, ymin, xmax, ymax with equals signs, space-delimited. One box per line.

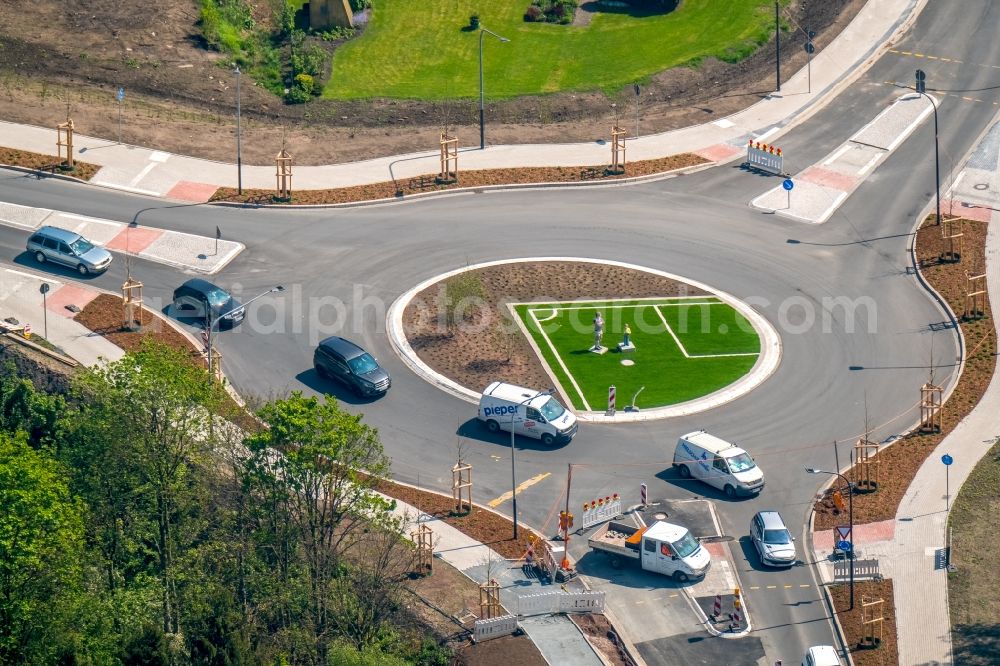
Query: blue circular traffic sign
xmin=837 ymin=540 xmax=852 ymax=552
xmin=942 ymin=454 xmax=953 ymax=466
xmin=782 ymin=179 xmax=794 ymax=191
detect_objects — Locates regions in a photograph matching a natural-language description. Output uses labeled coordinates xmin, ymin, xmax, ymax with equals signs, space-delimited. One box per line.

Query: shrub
xmin=524 ymin=5 xmax=543 ymax=21
xmin=524 ymin=0 xmax=576 ymax=24
xmin=294 ymin=73 xmax=315 ymax=95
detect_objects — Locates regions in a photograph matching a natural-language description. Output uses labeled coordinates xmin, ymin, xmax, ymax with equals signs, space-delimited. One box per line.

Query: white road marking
xmin=128 ymin=162 xmax=158 ymax=187
xmin=823 ymin=145 xmax=852 ymax=165
xmin=856 ymin=153 xmax=882 ymax=176
xmin=529 ymin=309 xmax=592 ymax=411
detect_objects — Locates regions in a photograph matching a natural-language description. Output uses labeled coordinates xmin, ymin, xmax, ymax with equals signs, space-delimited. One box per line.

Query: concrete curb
xmin=385 ymin=257 xmax=782 ymax=422
xmin=805 ymin=507 xmax=856 ymax=666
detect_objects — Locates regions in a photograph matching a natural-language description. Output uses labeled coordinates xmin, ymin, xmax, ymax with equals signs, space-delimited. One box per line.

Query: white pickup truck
xmin=588 ymin=520 xmax=711 ymax=582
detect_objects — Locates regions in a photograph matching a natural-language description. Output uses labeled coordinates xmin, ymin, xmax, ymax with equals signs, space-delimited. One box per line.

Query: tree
xmin=0 ymin=363 xmax=66 ymax=448
xmin=244 ymin=392 xmax=396 ymax=655
xmin=0 ymin=432 xmax=84 ymax=663
xmin=70 ymin=341 xmax=225 ymax=643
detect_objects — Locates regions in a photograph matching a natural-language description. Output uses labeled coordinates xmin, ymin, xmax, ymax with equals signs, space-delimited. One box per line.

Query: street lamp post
xmin=807 ymin=467 xmax=855 ymax=610
xmin=479 ymin=28 xmax=510 ymax=150
xmin=235 ymin=65 xmax=243 ymax=195
xmin=510 ymin=388 xmax=554 ymax=540
xmin=206 ymin=285 xmax=284 ymax=379
xmin=775 ymin=1 xmax=781 ymax=92
xmin=913 ymin=71 xmax=941 ymax=225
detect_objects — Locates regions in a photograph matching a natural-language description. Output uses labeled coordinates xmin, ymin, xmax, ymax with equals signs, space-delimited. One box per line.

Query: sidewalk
xmin=389 ymin=497 xmax=607 ymax=666
xmin=810 ymin=116 xmax=1000 ymax=665
xmin=0 ymin=0 xmax=920 ymax=202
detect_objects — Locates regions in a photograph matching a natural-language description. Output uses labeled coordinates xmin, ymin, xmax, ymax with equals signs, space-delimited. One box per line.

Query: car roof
xmin=318 ymin=336 xmax=367 ymax=359
xmin=756 ymin=511 xmax=787 ymax=530
xmin=807 ymin=645 xmax=842 ymax=665
xmin=178 ymin=278 xmax=224 ymax=294
xmin=35 ymin=225 xmax=81 ymax=243
xmin=644 ymin=521 xmax=690 ymax=544
xmin=483 ymin=381 xmax=553 ymax=409
xmin=680 ymin=430 xmax=746 ymax=457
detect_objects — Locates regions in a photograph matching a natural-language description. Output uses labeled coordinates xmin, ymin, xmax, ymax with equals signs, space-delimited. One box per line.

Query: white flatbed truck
xmin=588 ymin=520 xmax=711 ymax=582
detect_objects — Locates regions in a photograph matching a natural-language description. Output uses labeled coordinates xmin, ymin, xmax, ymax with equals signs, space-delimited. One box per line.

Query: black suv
xmin=172 ymin=278 xmax=244 ymax=328
xmin=313 ymin=336 xmax=391 ymax=397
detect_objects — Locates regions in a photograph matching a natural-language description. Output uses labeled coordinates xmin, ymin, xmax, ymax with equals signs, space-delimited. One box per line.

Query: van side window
xmin=660 ymin=542 xmax=672 ymax=557
xmin=644 ymin=539 xmax=656 ymax=553
xmin=713 ymin=456 xmax=728 ymax=472
xmin=526 ymin=408 xmax=542 ymax=421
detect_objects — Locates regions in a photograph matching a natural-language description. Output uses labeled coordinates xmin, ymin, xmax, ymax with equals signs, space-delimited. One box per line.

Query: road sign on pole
xmin=942 ymin=454 xmax=953 ymax=511
xmin=116 ymin=86 xmax=125 ymax=144
xmin=836 ymin=525 xmax=851 ymax=540
xmin=783 ymin=178 xmax=794 ymax=209
xmin=915 ymin=69 xmax=926 ymax=94
xmin=837 ymin=540 xmax=852 ymax=553
xmin=39 ymin=282 xmax=49 ymax=341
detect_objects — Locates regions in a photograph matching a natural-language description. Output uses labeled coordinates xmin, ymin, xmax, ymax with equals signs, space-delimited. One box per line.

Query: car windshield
xmin=671 ymin=531 xmax=700 ymax=559
xmin=204 ymin=288 xmax=231 ymax=308
xmin=764 ymin=528 xmax=792 ymax=544
xmin=726 ymin=452 xmax=756 ymax=473
xmin=69 ymin=238 xmax=95 ymax=255
xmin=539 ymin=397 xmax=565 ymax=422
xmin=348 ymin=353 xmax=379 ymax=375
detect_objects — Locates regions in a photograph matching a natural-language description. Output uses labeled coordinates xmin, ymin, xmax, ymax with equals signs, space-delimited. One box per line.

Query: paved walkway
xmin=0 ymin=0 xmax=920 ymax=201
xmin=389 ymin=497 xmax=607 ymax=666
xmin=810 ymin=115 xmax=1000 ymax=666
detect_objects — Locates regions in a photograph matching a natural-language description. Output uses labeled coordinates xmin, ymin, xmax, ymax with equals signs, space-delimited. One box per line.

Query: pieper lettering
xmin=483 ymin=405 xmax=519 ymax=418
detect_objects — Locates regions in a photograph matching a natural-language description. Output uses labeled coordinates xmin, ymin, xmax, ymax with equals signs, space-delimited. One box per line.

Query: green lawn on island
xmin=513 ymin=297 xmax=760 ymax=411
xmin=325 ymin=0 xmax=785 ymax=99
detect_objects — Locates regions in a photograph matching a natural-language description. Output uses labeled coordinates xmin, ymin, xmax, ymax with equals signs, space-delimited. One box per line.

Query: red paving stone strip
xmin=798 ymin=165 xmax=859 ymax=192
xmin=695 ymin=144 xmax=744 ymax=163
xmin=45 ymin=283 xmax=100 ymax=317
xmin=166 ymin=181 xmax=220 ymax=203
xmin=812 ymin=518 xmax=896 ymax=550
xmin=940 ymin=199 xmax=992 ymax=223
xmin=105 ymin=226 xmax=163 ymax=254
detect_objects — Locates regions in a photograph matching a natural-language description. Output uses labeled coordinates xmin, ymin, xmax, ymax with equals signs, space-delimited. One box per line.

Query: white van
xmin=478 ymin=382 xmax=578 ymax=445
xmin=673 ymin=430 xmax=765 ymax=498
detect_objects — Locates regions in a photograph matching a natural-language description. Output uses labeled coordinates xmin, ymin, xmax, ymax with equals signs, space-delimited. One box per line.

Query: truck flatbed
xmin=588 ymin=521 xmax=645 ymax=559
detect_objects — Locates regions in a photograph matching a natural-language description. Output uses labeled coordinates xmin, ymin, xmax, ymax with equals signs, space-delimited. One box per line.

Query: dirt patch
xmin=452 ymin=633 xmax=547 ymax=666
xmin=401 ymin=260 xmax=707 ymax=395
xmin=828 ymin=579 xmax=899 ymax=666
xmin=570 ymin=613 xmax=636 ymax=666
xmin=209 ymin=153 xmax=707 ymax=205
xmin=813 ymin=216 xmax=995 ymax=529
xmin=0 ymin=335 xmax=78 ymax=394
xmin=0 ymin=146 xmax=99 ymax=180
xmin=74 ymin=292 xmax=205 ymax=363
xmin=0 ymin=1 xmax=864 ymax=165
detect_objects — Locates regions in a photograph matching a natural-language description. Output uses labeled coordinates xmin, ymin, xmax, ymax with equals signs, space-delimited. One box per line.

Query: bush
xmin=524 ymin=5 xmax=543 ymax=21
xmin=294 ymin=73 xmax=315 ymax=95
xmin=524 ymin=0 xmax=576 ymax=24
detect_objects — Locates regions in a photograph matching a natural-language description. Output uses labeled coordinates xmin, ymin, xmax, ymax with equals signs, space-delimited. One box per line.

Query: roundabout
xmin=387 ymin=257 xmax=781 ymax=421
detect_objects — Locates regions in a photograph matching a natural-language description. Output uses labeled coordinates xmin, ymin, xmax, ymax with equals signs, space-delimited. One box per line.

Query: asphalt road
xmin=0 ymin=1 xmax=998 ymax=662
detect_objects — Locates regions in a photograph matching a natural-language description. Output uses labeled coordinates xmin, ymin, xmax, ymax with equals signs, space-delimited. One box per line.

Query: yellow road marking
xmin=926 ymin=55 xmax=939 ymax=60
xmin=800 ymin=584 xmax=811 ymax=588
xmin=962 ymin=96 xmax=978 ymax=102
xmin=784 ymin=585 xmax=793 ymax=589
xmin=913 ymin=53 xmax=924 ymax=58
xmin=766 ymin=585 xmax=777 ymax=589
xmin=487 ymin=472 xmax=552 ymax=508
xmin=897 ymin=50 xmax=912 ymax=55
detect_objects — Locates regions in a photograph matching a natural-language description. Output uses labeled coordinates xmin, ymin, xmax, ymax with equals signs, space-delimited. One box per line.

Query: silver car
xmin=27 ymin=226 xmax=113 ymax=275
xmin=750 ymin=510 xmax=797 ymax=567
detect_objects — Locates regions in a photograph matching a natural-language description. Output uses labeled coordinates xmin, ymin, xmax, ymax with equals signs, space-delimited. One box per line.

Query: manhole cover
xmin=621 ymin=359 xmax=635 ymax=366
xmin=653 ymin=512 xmax=668 ymax=520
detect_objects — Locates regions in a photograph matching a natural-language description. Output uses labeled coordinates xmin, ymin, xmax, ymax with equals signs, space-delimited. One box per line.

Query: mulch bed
xmin=813 ymin=215 xmax=995 ymax=529
xmin=402 ymin=260 xmax=708 ymax=396
xmin=0 ymin=146 xmax=99 ymax=181
xmin=374 ymin=476 xmax=546 ymax=561
xmin=452 ymin=633 xmax=547 ymax=666
xmin=570 ymin=613 xmax=635 ymax=666
xmin=828 ymin=579 xmax=899 ymax=666
xmin=74 ymin=293 xmax=206 ymax=365
xmin=208 ymin=153 xmax=708 ymax=206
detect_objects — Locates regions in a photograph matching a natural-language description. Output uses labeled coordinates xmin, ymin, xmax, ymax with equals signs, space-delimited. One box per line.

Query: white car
xmin=802 ymin=645 xmax=843 ymax=666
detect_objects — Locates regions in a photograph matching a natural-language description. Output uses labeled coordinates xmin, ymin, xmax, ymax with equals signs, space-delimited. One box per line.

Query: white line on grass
xmin=654 ymin=305 xmax=760 ymax=359
xmin=528 ymin=309 xmax=592 ymax=411
xmin=536 ymin=301 xmax=722 ymax=312
xmin=533 ymin=308 xmax=558 ymax=322
xmin=514 ymin=295 xmax=717 ymax=306
xmin=654 ymin=305 xmax=691 ymax=358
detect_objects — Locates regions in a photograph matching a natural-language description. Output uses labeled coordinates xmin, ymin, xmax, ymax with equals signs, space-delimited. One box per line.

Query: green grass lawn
xmin=325 ymin=0 xmax=784 ymax=99
xmin=513 ymin=297 xmax=759 ymax=411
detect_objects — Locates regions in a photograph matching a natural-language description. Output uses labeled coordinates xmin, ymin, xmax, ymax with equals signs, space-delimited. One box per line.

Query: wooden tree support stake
xmin=852 ymin=438 xmax=880 ymax=492
xmin=438 ymin=132 xmax=458 ymax=184
xmin=860 ymin=595 xmax=885 ymax=649
xmin=275 ymin=148 xmax=293 ymax=201
xmin=412 ymin=523 xmax=433 ymax=576
xmin=920 ymin=382 xmax=943 ymax=433
xmin=964 ymin=271 xmax=987 ymax=319
xmin=479 ymin=578 xmax=502 ymax=619
xmin=57 ymin=116 xmax=75 ymax=168
xmin=122 ymin=277 xmax=144 ymax=330
xmin=452 ymin=461 xmax=472 ymax=514
xmin=609 ymin=125 xmax=627 ymax=174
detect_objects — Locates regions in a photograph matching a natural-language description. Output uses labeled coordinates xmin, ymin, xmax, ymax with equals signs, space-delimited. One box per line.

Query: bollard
xmin=711 ymin=594 xmax=722 ymax=621
xmin=640 ymin=482 xmax=647 ymax=507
